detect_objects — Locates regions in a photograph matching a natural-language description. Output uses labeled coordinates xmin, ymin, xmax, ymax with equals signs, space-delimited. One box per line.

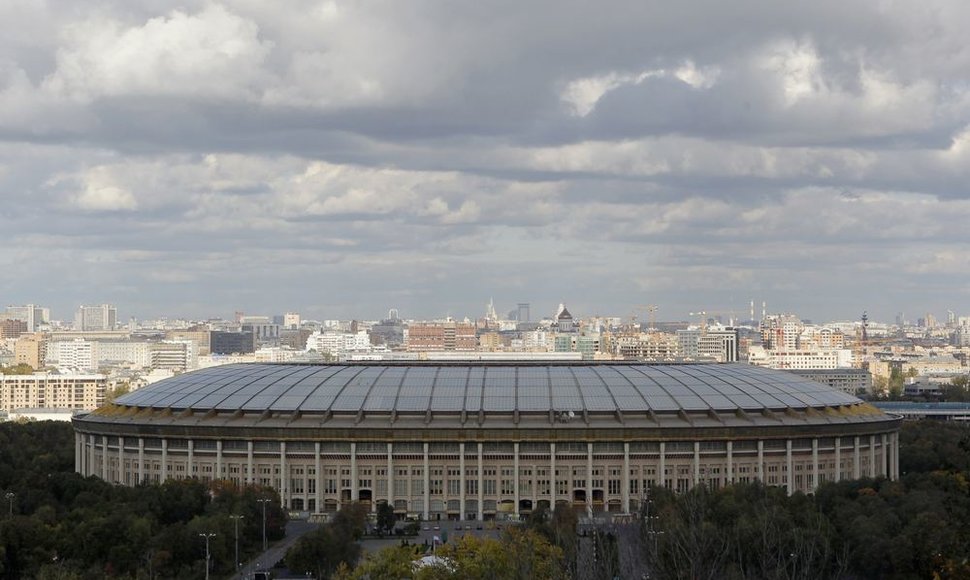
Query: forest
xmin=0 ymin=421 xmax=286 ymax=579
xmin=2 ymin=420 xmax=970 ymax=579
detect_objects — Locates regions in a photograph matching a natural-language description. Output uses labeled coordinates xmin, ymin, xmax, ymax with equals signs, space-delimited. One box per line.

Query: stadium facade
xmin=72 ymin=362 xmax=901 ymax=520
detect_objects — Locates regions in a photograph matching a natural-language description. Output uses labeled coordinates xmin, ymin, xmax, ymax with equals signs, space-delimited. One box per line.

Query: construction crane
xmin=689 ymin=311 xmax=709 ymax=335
xmin=631 ymin=304 xmax=659 ymax=332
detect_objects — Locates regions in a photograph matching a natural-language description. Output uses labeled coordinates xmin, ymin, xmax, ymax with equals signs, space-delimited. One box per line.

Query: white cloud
xmin=561 ymin=60 xmax=719 ymax=117
xmin=74 ymin=184 xmax=137 ymax=212
xmin=44 ymin=5 xmax=272 ymax=101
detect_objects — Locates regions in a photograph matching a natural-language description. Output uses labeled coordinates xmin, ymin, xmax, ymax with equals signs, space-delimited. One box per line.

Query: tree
xmin=104 ymin=382 xmax=130 ymax=404
xmin=286 ymin=521 xmax=361 ymax=579
xmin=376 ymin=502 xmax=395 ymax=537
xmin=941 ymin=375 xmax=970 ymax=402
xmin=0 ymin=364 xmax=34 ymax=376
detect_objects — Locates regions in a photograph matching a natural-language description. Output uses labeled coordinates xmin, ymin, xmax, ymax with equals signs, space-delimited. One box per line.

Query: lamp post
xmin=230 ymin=514 xmax=244 ymax=571
xmin=257 ymin=499 xmax=271 ymax=551
xmin=4 ymin=492 xmax=14 ymax=517
xmin=199 ymin=533 xmax=216 ymax=580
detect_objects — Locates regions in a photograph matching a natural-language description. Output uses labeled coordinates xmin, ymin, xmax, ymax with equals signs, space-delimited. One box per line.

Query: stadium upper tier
xmin=113 ymin=362 xmax=861 ymax=416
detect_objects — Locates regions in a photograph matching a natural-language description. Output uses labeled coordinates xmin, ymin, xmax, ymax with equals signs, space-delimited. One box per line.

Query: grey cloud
xmin=2 ymin=0 xmax=969 ymax=321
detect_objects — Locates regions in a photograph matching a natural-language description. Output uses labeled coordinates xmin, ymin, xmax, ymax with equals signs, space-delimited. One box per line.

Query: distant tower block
xmin=517 ymin=303 xmax=530 ymax=323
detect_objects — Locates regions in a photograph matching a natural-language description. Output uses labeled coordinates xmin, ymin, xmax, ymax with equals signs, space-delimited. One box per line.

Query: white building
xmin=255 ymin=347 xmax=302 ymax=363
xmin=306 ymin=331 xmax=374 ymax=358
xmin=748 ymin=346 xmax=853 ymax=370
xmin=48 ymin=338 xmax=99 ymax=371
xmin=283 ymin=312 xmax=301 ymax=329
xmin=97 ymin=340 xmax=152 ymax=368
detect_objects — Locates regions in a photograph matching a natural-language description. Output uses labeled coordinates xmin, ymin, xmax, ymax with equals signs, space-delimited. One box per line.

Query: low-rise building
xmin=788 ymin=369 xmax=872 ymax=396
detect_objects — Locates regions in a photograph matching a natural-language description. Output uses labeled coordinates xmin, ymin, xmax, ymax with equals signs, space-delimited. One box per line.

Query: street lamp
xmin=257 ymin=498 xmax=271 ymax=551
xmin=230 ymin=514 xmax=244 ymax=571
xmin=199 ymin=532 xmax=216 ymax=580
xmin=4 ymin=492 xmax=14 ymax=517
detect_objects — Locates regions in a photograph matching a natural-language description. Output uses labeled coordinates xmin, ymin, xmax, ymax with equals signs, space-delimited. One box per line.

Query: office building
xmin=5 ymin=304 xmax=50 ymax=332
xmin=75 ymin=304 xmax=118 ymax=331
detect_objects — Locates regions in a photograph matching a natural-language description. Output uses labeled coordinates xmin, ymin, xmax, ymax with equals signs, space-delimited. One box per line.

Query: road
xmin=229 ymin=519 xmax=319 ymax=580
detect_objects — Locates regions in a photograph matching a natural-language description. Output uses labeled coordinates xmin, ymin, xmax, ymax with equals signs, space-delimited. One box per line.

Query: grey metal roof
xmin=115 ymin=362 xmax=861 ymax=415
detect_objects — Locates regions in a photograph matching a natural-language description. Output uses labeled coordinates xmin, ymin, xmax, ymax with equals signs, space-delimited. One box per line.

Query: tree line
xmin=4 ymin=420 xmax=970 ymax=578
xmin=0 ymin=421 xmax=286 ymax=579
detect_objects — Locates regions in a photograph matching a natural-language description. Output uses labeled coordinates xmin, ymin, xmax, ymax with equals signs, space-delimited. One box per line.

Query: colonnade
xmin=76 ymin=431 xmax=901 ymax=519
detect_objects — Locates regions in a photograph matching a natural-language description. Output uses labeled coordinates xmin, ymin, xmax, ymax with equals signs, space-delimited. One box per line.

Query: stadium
xmin=72 ymin=362 xmax=901 ymax=521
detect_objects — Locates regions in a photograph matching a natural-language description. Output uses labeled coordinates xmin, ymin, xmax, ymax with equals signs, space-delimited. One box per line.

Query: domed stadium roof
xmin=114 ymin=362 xmax=861 ymax=416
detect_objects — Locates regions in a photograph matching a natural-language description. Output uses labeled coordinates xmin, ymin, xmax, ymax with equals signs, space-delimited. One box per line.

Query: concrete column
xmin=853 ymin=436 xmax=860 ymax=479
xmin=161 ymin=439 xmax=168 ymax=483
xmin=315 ymin=442 xmax=323 ymax=513
xmin=118 ymin=436 xmax=124 ymax=483
xmin=586 ymin=443 xmax=593 ymax=517
xmin=422 ymin=442 xmax=429 ymax=520
xmin=659 ymin=442 xmax=666 ymax=489
xmin=834 ymin=437 xmax=841 ymax=482
xmin=549 ymin=443 xmax=556 ymax=510
xmin=757 ymin=440 xmax=764 ymax=482
xmin=216 ymin=440 xmax=223 ymax=481
xmin=513 ymin=443 xmax=520 ymax=519
xmin=879 ymin=433 xmax=889 ymax=477
xmin=894 ymin=432 xmax=900 ymax=479
xmin=383 ymin=442 xmax=391 ymax=511
xmin=477 ymin=442 xmax=484 ymax=521
xmin=622 ymin=442 xmax=630 ymax=513
xmin=869 ymin=435 xmax=876 ymax=478
xmin=811 ymin=438 xmax=819 ymax=491
xmin=187 ymin=440 xmax=194 ymax=479
xmin=726 ymin=441 xmax=733 ymax=485
xmin=247 ymin=441 xmax=255 ymax=485
xmin=281 ymin=441 xmax=288 ymax=509
xmin=693 ymin=441 xmax=700 ymax=486
xmin=458 ymin=443 xmax=465 ymax=518
xmin=87 ymin=434 xmax=95 ymax=478
xmin=75 ymin=432 xmax=82 ymax=474
xmin=138 ymin=437 xmax=145 ymax=484
xmin=102 ymin=436 xmax=108 ymax=480
xmin=532 ymin=460 xmax=538 ymax=515
xmin=785 ymin=439 xmax=793 ymax=495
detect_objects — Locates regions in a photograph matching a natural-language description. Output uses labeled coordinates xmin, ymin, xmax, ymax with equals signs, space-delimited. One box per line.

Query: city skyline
xmin=2 ymin=1 xmax=969 ymax=325
xmin=2 ymin=296 xmax=964 ymax=328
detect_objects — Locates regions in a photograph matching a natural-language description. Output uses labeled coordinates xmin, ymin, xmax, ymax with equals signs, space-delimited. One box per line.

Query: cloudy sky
xmin=1 ymin=0 xmax=968 ymax=323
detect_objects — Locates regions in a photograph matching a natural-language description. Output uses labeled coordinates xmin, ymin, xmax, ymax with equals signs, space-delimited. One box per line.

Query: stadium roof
xmin=114 ymin=362 xmax=862 ymax=416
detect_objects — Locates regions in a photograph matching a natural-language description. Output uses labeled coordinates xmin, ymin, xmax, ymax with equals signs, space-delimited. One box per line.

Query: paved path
xmin=229 ymin=520 xmax=319 ymax=580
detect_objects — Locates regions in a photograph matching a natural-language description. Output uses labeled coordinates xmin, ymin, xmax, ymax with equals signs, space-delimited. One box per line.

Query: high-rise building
xmin=517 ymin=303 xmax=530 ymax=323
xmin=5 ymin=304 xmax=50 ymax=332
xmin=14 ymin=333 xmax=48 ymax=369
xmin=699 ymin=328 xmax=740 ymax=362
xmin=210 ymin=331 xmax=256 ymax=355
xmin=0 ymin=318 xmax=28 ymax=340
xmin=75 ymin=304 xmax=118 ymax=331
xmin=760 ymin=314 xmax=803 ymax=350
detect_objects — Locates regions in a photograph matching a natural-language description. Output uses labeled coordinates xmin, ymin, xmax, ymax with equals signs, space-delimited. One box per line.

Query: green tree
xmin=0 ymin=363 xmax=34 ymax=375
xmin=376 ymin=502 xmax=395 ymax=536
xmin=286 ymin=523 xmax=361 ymax=579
